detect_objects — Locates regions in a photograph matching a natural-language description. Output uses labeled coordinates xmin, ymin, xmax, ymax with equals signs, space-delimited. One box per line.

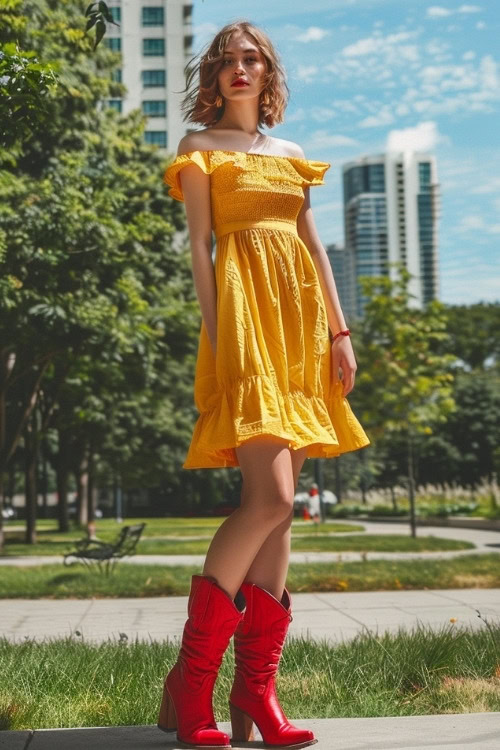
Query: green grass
xmin=2 ymin=515 xmax=472 ymax=557
xmin=1 ymin=518 xmax=364 ymax=557
xmin=290 ymin=535 xmax=473 ymax=553
xmin=1 ymin=618 xmax=499 ymax=730
xmin=0 ymin=554 xmax=498 ymax=599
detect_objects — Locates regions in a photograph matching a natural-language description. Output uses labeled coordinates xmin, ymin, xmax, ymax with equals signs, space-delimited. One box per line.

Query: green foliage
xmin=443 ymin=302 xmax=500 ymax=371
xmin=84 ymin=1 xmax=119 ymax=50
xmin=0 ymin=0 xmax=207 ymax=526
xmin=354 ymin=265 xmax=456 ymax=437
xmin=0 ymin=42 xmax=58 ymax=150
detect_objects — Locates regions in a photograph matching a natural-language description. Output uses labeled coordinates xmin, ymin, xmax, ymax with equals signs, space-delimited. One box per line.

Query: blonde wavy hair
xmin=180 ymin=20 xmax=289 ymax=129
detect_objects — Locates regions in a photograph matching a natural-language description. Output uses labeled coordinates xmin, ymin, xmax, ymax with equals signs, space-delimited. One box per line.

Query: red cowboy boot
xmin=229 ymin=582 xmax=317 ymax=749
xmin=158 ymin=574 xmax=245 ymax=748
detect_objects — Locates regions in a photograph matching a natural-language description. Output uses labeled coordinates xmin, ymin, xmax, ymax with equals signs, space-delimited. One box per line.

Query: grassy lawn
xmin=1 ymin=620 xmax=499 ymax=730
xmin=1 ymin=554 xmax=499 ymax=598
xmin=1 ymin=518 xmax=364 ymax=557
xmin=1 ymin=515 xmax=474 ymax=557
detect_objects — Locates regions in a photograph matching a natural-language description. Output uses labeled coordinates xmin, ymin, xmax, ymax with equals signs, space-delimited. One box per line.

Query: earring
xmin=215 ymin=94 xmax=223 ymax=108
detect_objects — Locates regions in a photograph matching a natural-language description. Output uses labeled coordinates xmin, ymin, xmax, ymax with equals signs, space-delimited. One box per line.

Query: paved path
xmin=1 ymin=521 xmax=499 ymax=567
xmin=2 ymin=588 xmax=499 ymax=644
xmin=3 ymin=713 xmax=500 ymax=749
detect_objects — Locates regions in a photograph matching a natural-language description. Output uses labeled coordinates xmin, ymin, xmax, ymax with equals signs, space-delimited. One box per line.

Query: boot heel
xmin=157 ymin=685 xmax=177 ymax=732
xmin=229 ymin=703 xmax=255 ymax=742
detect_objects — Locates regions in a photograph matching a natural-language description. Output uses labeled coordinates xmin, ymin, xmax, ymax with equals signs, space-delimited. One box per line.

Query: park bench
xmin=63 ymin=522 xmax=146 ymax=574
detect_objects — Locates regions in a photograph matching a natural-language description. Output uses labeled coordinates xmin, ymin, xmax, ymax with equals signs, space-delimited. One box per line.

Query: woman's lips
xmin=231 ymin=81 xmax=249 ymax=87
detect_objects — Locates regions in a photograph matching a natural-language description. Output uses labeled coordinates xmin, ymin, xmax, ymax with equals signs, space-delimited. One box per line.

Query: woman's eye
xmin=222 ymin=57 xmax=258 ymax=64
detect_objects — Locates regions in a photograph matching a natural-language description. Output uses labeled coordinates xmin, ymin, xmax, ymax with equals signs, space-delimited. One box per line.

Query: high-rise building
xmin=326 ymin=244 xmax=357 ymax=324
xmin=343 ymin=152 xmax=440 ymax=316
xmin=105 ymin=1 xmax=194 ymax=152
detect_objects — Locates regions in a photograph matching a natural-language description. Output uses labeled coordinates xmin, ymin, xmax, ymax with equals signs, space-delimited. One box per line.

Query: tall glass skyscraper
xmin=326 ymin=244 xmax=357 ymax=324
xmin=342 ymin=152 xmax=440 ymax=316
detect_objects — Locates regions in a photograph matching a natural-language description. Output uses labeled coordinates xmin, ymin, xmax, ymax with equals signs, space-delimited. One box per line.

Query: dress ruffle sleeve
xmin=289 ymin=158 xmax=331 ymax=187
xmin=163 ymin=151 xmax=214 ymax=202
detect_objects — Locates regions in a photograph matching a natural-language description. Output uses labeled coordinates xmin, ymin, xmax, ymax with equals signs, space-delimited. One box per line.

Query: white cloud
xmin=426 ymin=4 xmax=481 ymax=17
xmin=480 ymin=55 xmax=498 ymax=89
xmin=462 ymin=50 xmax=476 ymax=60
xmin=359 ymin=107 xmax=394 ymax=128
xmin=287 ymin=108 xmax=306 ymax=123
xmin=303 ymin=129 xmax=359 ymax=150
xmin=403 ymin=54 xmax=500 ymax=116
xmin=427 ymin=6 xmax=453 ymax=17
xmin=342 ymin=31 xmax=418 ymax=58
xmin=455 ymin=215 xmax=500 ymax=234
xmin=476 ymin=20 xmax=486 ymax=29
xmin=386 ymin=121 xmax=441 ymax=152
xmin=470 ymin=177 xmax=500 ymax=194
xmin=456 ymin=215 xmax=486 ymax=232
xmin=295 ymin=65 xmax=318 ymax=83
xmin=310 ymin=106 xmax=338 ymax=122
xmin=295 ymin=27 xmax=330 ymax=43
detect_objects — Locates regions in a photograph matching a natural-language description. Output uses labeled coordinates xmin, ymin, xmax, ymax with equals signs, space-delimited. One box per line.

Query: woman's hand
xmin=331 ymin=335 xmax=357 ymax=397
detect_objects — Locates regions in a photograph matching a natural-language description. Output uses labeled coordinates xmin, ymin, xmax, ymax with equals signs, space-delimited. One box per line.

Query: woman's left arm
xmin=296 ymin=185 xmax=357 ymax=397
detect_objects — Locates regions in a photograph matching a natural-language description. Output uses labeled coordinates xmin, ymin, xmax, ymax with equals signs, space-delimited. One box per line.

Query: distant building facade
xmin=326 ymin=244 xmax=357 ymax=324
xmin=342 ymin=152 xmax=440 ymax=316
xmin=106 ymin=0 xmax=194 ymax=152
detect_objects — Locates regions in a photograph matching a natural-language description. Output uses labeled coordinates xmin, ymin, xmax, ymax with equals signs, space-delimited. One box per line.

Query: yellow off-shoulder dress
xmin=164 ymin=150 xmax=370 ymax=469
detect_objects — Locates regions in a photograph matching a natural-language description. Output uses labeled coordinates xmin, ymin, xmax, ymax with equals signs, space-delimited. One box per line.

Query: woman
xmin=160 ymin=19 xmax=370 ymax=750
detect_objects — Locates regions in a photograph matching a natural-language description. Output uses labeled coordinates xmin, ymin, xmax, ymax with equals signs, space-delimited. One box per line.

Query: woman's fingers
xmin=331 ymin=347 xmax=342 ymax=383
xmin=341 ymin=365 xmax=355 ymax=396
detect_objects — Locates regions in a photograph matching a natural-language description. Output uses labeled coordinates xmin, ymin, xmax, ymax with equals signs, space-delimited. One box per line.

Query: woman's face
xmin=217 ymin=32 xmax=267 ymax=104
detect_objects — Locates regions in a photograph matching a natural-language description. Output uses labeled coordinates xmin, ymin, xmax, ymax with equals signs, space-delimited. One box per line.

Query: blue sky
xmin=191 ymin=0 xmax=499 ymax=305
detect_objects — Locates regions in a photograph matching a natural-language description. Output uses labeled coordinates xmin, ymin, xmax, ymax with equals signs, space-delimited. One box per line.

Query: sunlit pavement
xmin=3 ymin=713 xmax=500 ymax=749
xmin=2 ymin=588 xmax=499 ymax=644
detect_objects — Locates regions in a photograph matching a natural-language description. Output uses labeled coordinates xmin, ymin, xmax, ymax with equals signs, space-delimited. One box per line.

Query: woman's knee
xmin=243 ymin=484 xmax=294 ymax=525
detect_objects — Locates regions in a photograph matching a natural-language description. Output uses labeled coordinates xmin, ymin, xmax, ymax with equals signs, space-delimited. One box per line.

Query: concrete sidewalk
xmin=2 ymin=713 xmax=500 ymax=749
xmin=2 ymin=588 xmax=499 ymax=644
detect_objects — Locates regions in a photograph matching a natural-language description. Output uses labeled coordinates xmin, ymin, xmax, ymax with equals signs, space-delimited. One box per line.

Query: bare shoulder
xmin=176 ymin=129 xmax=214 ymax=156
xmin=268 ymin=137 xmax=306 ymax=159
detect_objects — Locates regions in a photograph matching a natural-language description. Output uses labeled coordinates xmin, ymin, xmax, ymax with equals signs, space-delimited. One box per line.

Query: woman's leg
xmin=239 ymin=445 xmax=307 ymax=600
xmin=202 ymin=435 xmax=298 ymax=600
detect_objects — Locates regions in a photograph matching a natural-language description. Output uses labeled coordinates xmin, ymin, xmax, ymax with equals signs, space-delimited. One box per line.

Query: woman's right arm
xmin=177 ymin=140 xmax=217 ymax=356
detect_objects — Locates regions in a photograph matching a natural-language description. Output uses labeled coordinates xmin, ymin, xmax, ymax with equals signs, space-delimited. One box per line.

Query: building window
xmin=112 ymin=69 xmax=122 ymax=83
xmin=142 ymin=7 xmax=164 ymax=26
xmin=142 ymin=100 xmax=166 ymax=117
xmin=106 ymin=37 xmax=121 ymax=52
xmin=145 ymin=131 xmax=167 ymax=148
xmin=143 ymin=38 xmax=165 ymax=56
xmin=107 ymin=99 xmax=122 ymax=113
xmin=110 ymin=6 xmax=121 ymax=23
xmin=142 ymin=70 xmax=166 ymax=87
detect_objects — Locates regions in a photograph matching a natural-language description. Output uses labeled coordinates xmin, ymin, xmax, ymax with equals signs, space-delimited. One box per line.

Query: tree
xmin=442 ymin=302 xmax=500 ymax=371
xmin=352 ymin=265 xmax=456 ymax=536
xmin=0 ymin=0 xmax=196 ymax=545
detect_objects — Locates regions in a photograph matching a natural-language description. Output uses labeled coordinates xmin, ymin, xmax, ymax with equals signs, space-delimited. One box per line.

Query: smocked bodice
xmin=163 ymin=150 xmax=331 ymax=237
